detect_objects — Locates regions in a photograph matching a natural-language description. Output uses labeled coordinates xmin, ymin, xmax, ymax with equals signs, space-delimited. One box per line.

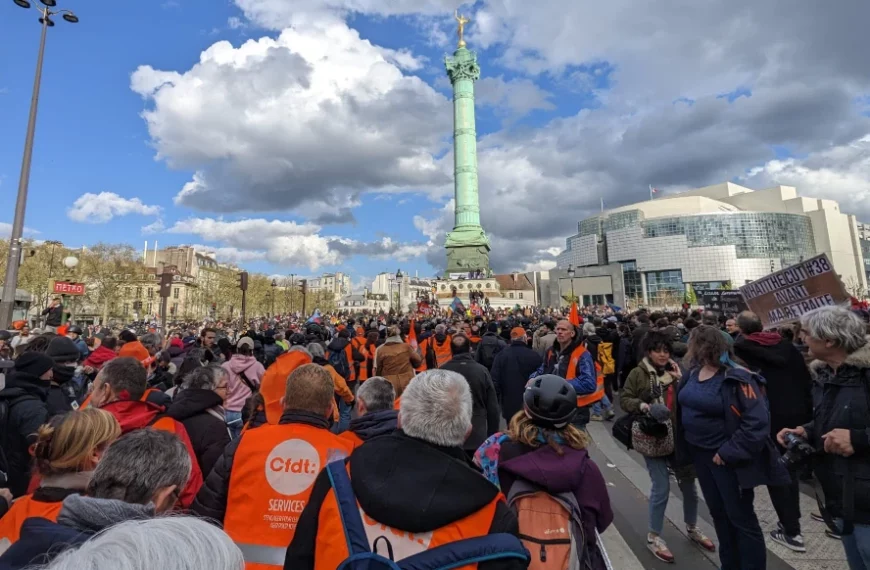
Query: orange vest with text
xmin=564 ymin=344 xmax=605 ymax=407
xmin=0 ymin=495 xmax=64 ymax=547
xmin=223 ymin=422 xmax=354 ymax=569
xmin=352 ymin=337 xmax=369 ymax=381
xmin=312 ymin=464 xmax=504 ymax=569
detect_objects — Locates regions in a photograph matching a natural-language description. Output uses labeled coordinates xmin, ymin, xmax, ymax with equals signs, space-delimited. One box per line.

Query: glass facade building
xmin=557 ymin=183 xmax=868 ymax=308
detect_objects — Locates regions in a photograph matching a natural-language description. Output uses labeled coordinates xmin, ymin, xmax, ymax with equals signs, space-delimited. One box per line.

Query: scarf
xmin=57 ymin=495 xmax=156 ymax=533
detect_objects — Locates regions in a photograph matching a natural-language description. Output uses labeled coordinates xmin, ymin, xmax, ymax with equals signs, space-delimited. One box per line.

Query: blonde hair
xmin=507 ymin=411 xmax=588 ymax=455
xmin=33 ymin=408 xmax=122 ymax=477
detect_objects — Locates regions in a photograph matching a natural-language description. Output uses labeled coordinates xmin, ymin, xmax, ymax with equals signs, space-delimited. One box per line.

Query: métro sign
xmin=52 ymin=281 xmax=86 ymax=296
xmin=738 ymin=253 xmax=847 ymax=328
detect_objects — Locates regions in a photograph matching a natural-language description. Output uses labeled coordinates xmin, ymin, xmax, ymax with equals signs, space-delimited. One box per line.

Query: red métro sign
xmin=53 ymin=281 xmax=86 ymax=296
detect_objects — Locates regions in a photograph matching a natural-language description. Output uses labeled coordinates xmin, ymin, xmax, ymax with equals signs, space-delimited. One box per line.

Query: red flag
xmin=407 ymin=319 xmax=418 ymax=349
xmin=569 ymin=302 xmax=581 ymax=327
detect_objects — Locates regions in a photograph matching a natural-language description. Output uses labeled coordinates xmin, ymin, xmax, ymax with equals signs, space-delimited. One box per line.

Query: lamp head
xmin=61 ymin=11 xmax=78 ymax=23
xmin=38 ymin=15 xmax=55 ymax=26
xmin=39 ymin=0 xmax=56 ymax=6
xmin=63 ymin=256 xmax=79 ymax=269
xmin=13 ymin=0 xmax=31 ymax=9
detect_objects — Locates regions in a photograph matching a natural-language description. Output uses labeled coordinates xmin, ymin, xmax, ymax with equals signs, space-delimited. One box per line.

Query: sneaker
xmin=647 ymin=534 xmax=675 ymax=563
xmin=590 ymin=414 xmax=604 ymax=421
xmin=810 ymin=512 xmax=825 ymax=523
xmin=605 ymin=409 xmax=616 ymax=420
xmin=825 ymin=529 xmax=842 ymax=540
xmin=770 ymin=529 xmax=806 ymax=552
xmin=687 ymin=526 xmax=716 ymax=552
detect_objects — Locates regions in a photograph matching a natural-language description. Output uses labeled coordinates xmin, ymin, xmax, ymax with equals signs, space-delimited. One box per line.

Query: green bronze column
xmin=443 ymin=13 xmax=490 ymax=276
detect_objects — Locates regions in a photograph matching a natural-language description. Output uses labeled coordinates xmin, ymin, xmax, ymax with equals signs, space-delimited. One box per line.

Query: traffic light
xmin=159 ymin=272 xmax=173 ymax=298
xmin=239 ymin=271 xmax=248 ymax=292
xmin=298 ymin=279 xmax=307 ymax=295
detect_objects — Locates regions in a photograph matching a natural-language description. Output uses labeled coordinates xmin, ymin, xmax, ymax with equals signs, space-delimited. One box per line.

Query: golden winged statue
xmin=455 ymin=10 xmax=470 ymax=48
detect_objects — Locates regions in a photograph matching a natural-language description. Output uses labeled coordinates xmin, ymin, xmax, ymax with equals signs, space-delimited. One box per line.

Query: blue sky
xmin=1 ymin=0 xmax=868 ymax=289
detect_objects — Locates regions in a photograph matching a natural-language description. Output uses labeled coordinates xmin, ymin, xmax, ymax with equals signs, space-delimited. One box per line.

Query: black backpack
xmin=329 ymin=348 xmax=351 ymax=380
xmin=0 ymin=395 xmax=35 ymax=486
xmin=477 ymin=336 xmax=502 ymax=370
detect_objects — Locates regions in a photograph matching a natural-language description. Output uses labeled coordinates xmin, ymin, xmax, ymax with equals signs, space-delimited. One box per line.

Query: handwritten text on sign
xmin=738 ymin=254 xmax=847 ymax=328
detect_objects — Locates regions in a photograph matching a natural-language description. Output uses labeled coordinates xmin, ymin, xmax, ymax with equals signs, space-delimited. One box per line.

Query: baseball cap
xmin=510 ymin=327 xmax=527 ymax=339
xmin=237 ymin=337 xmax=255 ymax=351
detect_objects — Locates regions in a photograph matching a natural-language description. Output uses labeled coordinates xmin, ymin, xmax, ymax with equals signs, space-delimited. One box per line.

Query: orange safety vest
xmin=337 ymin=429 xmax=365 ymax=451
xmin=393 ymin=396 xmax=401 ymax=411
xmin=80 ymin=387 xmax=160 ymax=411
xmin=352 ymin=337 xmax=369 ymax=382
xmin=224 ymin=422 xmax=354 ymax=569
xmin=313 ymin=464 xmax=505 ymax=569
xmin=563 ymin=345 xmax=605 ymax=407
xmin=0 ymin=495 xmax=64 ymax=546
xmin=417 ymin=336 xmax=453 ymax=372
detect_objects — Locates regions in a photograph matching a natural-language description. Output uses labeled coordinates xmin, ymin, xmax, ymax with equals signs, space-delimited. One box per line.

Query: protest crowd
xmin=0 ymin=285 xmax=867 ymax=570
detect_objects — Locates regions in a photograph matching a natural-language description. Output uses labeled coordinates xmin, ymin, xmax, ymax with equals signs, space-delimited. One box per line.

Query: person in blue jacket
xmin=529 ymin=319 xmax=597 ymax=428
xmin=677 ymin=325 xmax=789 ymax=570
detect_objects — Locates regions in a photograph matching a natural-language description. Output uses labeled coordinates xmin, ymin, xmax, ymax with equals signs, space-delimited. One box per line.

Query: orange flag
xmin=407 ymin=319 xmax=418 ymax=349
xmin=569 ymin=302 xmax=581 ymax=327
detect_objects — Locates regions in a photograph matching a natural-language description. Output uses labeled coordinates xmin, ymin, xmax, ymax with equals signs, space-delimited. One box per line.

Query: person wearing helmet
xmin=65 ymin=325 xmax=89 ymax=361
xmin=474 ymin=374 xmax=613 ymax=570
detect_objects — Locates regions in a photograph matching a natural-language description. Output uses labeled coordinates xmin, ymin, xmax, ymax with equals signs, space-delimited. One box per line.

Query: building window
xmin=147 ymin=302 xmax=152 ymax=314
xmin=135 ymin=287 xmax=142 ymax=299
xmin=173 ymin=288 xmax=180 ymax=299
xmin=518 ymin=292 xmax=523 ymax=299
xmin=509 ymin=292 xmax=514 ymax=299
xmin=147 ymin=288 xmax=153 ymax=299
xmin=621 ymin=261 xmax=642 ymax=302
xmin=646 ymin=270 xmax=685 ymax=306
xmin=122 ymin=303 xmax=129 ymax=315
xmin=124 ymin=287 xmax=131 ymax=297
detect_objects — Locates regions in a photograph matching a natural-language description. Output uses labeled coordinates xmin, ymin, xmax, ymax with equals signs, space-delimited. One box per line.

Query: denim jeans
xmin=690 ymin=446 xmax=766 ymax=570
xmin=841 ymin=522 xmax=870 ymax=570
xmin=644 ymin=455 xmax=699 ymax=535
xmin=226 ymin=410 xmax=243 ymax=440
xmin=331 ymin=400 xmax=353 ymax=434
xmin=592 ymin=395 xmax=613 ymax=416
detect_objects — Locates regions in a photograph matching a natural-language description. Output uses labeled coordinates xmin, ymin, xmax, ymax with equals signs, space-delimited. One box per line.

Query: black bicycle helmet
xmin=289 ymin=332 xmax=307 ymax=346
xmin=523 ymin=374 xmax=578 ymax=428
xmin=68 ymin=325 xmax=83 ymax=335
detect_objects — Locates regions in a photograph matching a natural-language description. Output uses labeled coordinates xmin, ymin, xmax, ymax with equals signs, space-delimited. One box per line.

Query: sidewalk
xmin=587 ymin=421 xmax=850 ymax=570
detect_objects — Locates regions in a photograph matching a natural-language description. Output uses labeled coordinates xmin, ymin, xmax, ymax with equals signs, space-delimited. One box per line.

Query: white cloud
xmin=67 ymin=192 xmax=161 ymax=224
xmin=132 ymin=20 xmax=451 ymax=214
xmin=475 ymin=76 xmax=555 ymax=119
xmin=141 ymin=219 xmax=166 ymax=234
xmin=227 ymin=16 xmax=246 ymax=29
xmin=233 ymin=0 xmax=464 ymax=29
xmin=167 ymin=217 xmax=427 ymax=270
xmin=0 ymin=222 xmax=39 ymax=237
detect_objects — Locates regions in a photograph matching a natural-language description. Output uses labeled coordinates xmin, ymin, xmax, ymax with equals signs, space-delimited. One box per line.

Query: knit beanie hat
xmin=46 ymin=336 xmax=81 ymax=363
xmin=14 ymin=352 xmax=55 ymax=377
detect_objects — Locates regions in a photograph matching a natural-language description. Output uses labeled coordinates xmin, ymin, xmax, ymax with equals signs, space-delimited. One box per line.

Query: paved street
xmin=586 ymin=419 xmax=850 ymax=570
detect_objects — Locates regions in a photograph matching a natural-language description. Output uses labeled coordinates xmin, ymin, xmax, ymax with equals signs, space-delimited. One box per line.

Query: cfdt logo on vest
xmin=265 ymin=439 xmax=319 ymax=495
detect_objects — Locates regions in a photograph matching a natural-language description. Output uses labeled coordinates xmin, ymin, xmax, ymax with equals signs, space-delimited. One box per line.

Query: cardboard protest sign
xmin=698 ymin=290 xmax=747 ymax=315
xmin=738 ymin=254 xmax=848 ymax=328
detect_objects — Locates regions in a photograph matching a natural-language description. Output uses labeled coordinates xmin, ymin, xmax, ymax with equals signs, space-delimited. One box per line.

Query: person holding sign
xmin=778 ymin=306 xmax=870 ymax=570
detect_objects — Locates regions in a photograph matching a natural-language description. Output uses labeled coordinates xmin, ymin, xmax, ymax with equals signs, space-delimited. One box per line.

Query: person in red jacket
xmin=88 ymin=357 xmax=203 ymax=508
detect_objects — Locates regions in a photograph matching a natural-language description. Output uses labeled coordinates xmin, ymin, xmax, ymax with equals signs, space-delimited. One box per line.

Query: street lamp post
xmin=270 ymin=279 xmax=277 ymax=317
xmin=289 ymin=274 xmax=296 ymax=314
xmin=0 ymin=0 xmax=79 ymax=329
xmin=61 ymin=254 xmax=78 ymax=324
xmin=567 ymin=264 xmax=576 ymax=305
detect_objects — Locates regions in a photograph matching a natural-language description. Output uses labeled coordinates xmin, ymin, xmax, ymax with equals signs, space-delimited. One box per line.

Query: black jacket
xmin=806 ymin=345 xmax=870 ymax=525
xmin=284 ymin=431 xmax=523 ymax=570
xmin=0 ymin=373 xmax=50 ymax=497
xmin=733 ymin=335 xmax=813 ymax=436
xmin=629 ymin=323 xmax=650 ymax=371
xmin=40 ymin=305 xmax=62 ymax=327
xmin=490 ymin=341 xmax=542 ymax=422
xmin=191 ymin=411 xmax=330 ymax=522
xmin=46 ymin=365 xmax=76 ymax=417
xmin=167 ymin=389 xmax=230 ymax=478
xmin=439 ymin=353 xmax=501 ymax=451
xmin=347 ymin=409 xmax=398 ymax=443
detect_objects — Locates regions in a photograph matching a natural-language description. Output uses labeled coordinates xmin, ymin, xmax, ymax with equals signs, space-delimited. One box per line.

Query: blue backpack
xmin=328 ymin=348 xmax=351 ymax=380
xmin=325 ymin=461 xmax=530 ymax=570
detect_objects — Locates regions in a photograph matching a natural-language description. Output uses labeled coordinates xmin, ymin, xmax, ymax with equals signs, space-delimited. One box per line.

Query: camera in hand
xmin=780 ymin=432 xmax=815 ymax=466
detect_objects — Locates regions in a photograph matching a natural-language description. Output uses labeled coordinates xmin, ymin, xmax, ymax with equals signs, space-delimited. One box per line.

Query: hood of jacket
xmin=734 ymin=335 xmax=790 ymax=368
xmin=0 ymin=371 xmax=49 ymax=401
xmin=500 ymin=444 xmax=592 ymax=494
xmin=349 ymin=431 xmax=500 ymax=533
xmin=225 ymin=354 xmax=261 ymax=375
xmin=99 ymin=399 xmax=164 ymax=433
xmin=327 ymin=337 xmax=350 ymax=353
xmin=809 ymin=343 xmax=870 ymax=384
xmin=84 ymin=345 xmax=116 ymax=367
xmin=167 ymin=345 xmax=184 ymax=358
xmin=552 ymin=335 xmax=583 ymax=356
xmin=349 ymin=409 xmax=398 ymax=442
xmin=167 ymin=388 xmax=224 ymax=421
xmin=57 ymin=494 xmax=155 ymax=534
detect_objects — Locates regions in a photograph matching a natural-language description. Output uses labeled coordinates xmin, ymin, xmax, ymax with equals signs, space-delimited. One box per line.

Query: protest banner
xmin=738 ymin=253 xmax=848 ymax=328
xmin=698 ymin=290 xmax=747 ymax=315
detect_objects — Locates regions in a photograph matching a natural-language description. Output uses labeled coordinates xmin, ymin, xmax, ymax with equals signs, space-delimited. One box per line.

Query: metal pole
xmin=0 ymin=13 xmax=49 ymax=329
xmin=241 ymin=290 xmax=247 ymax=326
xmin=161 ymin=297 xmax=168 ymax=333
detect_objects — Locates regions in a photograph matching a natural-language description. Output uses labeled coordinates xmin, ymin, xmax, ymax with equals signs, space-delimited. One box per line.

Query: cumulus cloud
xmin=67 ymin=192 xmax=161 ymax=224
xmin=475 ymin=76 xmax=555 ymax=119
xmin=132 ymin=21 xmax=451 ymax=214
xmin=166 ymin=217 xmax=427 ymax=270
xmin=233 ymin=0 xmax=464 ymax=29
